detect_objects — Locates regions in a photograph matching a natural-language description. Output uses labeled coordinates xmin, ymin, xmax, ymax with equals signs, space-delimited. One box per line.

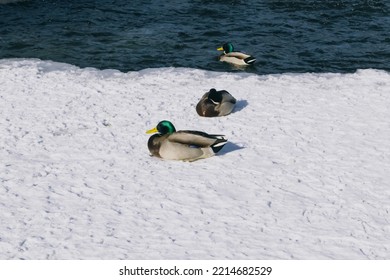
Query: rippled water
xmin=1 ymin=0 xmax=389 ymax=74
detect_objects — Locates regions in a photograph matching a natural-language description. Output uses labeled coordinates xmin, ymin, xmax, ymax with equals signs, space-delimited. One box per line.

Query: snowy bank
xmin=1 ymin=59 xmax=389 ymax=259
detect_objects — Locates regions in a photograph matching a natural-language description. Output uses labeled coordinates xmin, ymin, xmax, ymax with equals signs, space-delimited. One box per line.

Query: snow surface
xmin=1 ymin=58 xmax=390 ymax=260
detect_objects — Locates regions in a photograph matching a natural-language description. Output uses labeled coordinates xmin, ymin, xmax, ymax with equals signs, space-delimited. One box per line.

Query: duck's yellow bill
xmin=217 ymin=47 xmax=224 ymax=51
xmin=146 ymin=127 xmax=158 ymax=134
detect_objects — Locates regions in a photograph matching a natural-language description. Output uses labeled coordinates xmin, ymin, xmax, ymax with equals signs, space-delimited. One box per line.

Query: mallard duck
xmin=196 ymin=88 xmax=237 ymax=117
xmin=217 ymin=43 xmax=256 ymax=66
xmin=146 ymin=120 xmax=227 ymax=161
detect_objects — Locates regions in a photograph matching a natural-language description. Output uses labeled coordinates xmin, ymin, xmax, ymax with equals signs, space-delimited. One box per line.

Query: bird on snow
xmin=146 ymin=120 xmax=227 ymax=161
xmin=196 ymin=88 xmax=237 ymax=117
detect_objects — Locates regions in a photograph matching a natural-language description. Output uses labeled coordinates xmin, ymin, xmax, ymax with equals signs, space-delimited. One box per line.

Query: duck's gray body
xmin=219 ymin=52 xmax=256 ymax=66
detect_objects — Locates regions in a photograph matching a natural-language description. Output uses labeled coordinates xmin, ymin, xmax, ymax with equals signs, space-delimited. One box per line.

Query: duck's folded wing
xmin=220 ymin=90 xmax=237 ymax=104
xmin=169 ymin=131 xmax=226 ymax=147
xmin=225 ymin=52 xmax=250 ymax=59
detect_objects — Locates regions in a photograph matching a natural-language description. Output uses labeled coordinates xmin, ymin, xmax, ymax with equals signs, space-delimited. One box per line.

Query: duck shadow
xmin=218 ymin=141 xmax=245 ymax=156
xmin=233 ymin=99 xmax=248 ymax=114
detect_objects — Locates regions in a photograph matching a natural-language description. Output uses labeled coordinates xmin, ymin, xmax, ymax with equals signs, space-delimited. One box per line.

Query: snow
xmin=1 ymin=58 xmax=389 ymax=260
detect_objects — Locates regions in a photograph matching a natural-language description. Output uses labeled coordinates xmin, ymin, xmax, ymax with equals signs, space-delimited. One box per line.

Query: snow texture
xmin=1 ymin=59 xmax=390 ymax=259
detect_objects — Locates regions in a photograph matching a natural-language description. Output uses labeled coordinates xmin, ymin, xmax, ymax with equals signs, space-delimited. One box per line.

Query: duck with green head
xmin=217 ymin=43 xmax=256 ymax=66
xmin=146 ymin=120 xmax=227 ymax=161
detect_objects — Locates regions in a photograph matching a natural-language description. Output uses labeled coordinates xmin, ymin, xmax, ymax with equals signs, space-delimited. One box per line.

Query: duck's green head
xmin=146 ymin=120 xmax=176 ymax=135
xmin=217 ymin=43 xmax=234 ymax=54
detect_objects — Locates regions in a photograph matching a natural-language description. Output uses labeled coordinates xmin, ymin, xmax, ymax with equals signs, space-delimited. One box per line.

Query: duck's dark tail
xmin=244 ymin=56 xmax=256 ymax=65
xmin=211 ymin=137 xmax=228 ymax=153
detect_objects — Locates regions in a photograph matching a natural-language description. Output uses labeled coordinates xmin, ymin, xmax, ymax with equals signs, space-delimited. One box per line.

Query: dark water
xmin=1 ymin=0 xmax=389 ymax=74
